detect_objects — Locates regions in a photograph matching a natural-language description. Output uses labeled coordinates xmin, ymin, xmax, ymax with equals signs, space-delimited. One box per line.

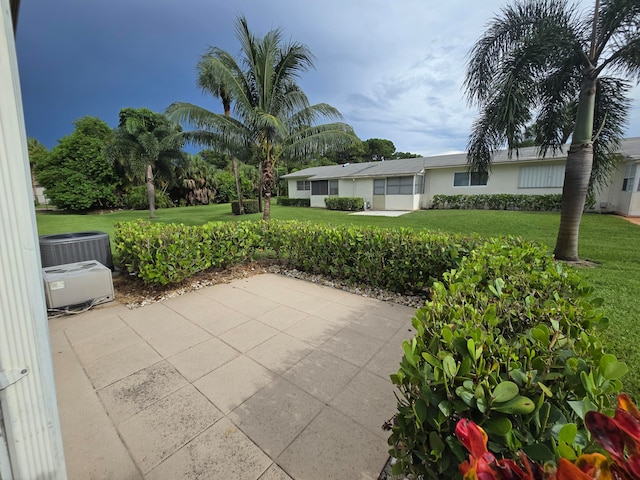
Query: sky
xmin=15 ymin=0 xmax=640 ymax=157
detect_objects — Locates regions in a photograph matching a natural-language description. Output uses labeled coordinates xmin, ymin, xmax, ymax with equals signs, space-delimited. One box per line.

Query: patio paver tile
xmin=329 ymin=370 xmax=396 ymax=439
xmin=246 ymin=332 xmax=313 ymax=374
xmin=218 ymin=319 xmax=279 ymax=353
xmin=277 ymin=406 xmax=388 ymax=480
xmin=84 ymin=341 xmax=161 ymax=389
xmin=97 ymin=361 xmax=188 ymax=425
xmin=62 ymin=312 xmax=128 ymax=345
xmin=146 ymin=417 xmax=272 ymax=480
xmin=284 ymin=315 xmax=343 ymax=347
xmin=117 ymin=385 xmax=222 ymax=474
xmin=119 ymin=302 xmax=191 ymax=339
xmin=168 ymin=336 xmax=239 ymax=382
xmin=365 ymin=341 xmax=404 ymax=382
xmin=145 ymin=322 xmax=211 ymax=357
xmin=282 ymin=349 xmax=359 ymax=404
xmin=210 ymin=287 xmax=280 ymax=318
xmin=71 ymin=326 xmax=141 ymax=364
xmin=345 ymin=311 xmax=406 ymax=342
xmin=319 ymin=327 xmax=384 ymax=367
xmin=228 ymin=377 xmax=324 ymax=458
xmin=255 ymin=305 xmax=308 ymax=331
xmin=194 ymin=355 xmax=276 ymax=414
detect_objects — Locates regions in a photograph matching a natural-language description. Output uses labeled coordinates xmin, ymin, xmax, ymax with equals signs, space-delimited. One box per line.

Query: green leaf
xmin=414 ymin=399 xmax=428 ymax=424
xmin=567 ymin=399 xmax=597 ymax=421
xmin=403 ymin=341 xmax=416 ymax=367
xmin=485 ymin=417 xmax=512 ymax=436
xmin=557 ymin=442 xmax=577 ymax=461
xmin=599 ymin=354 xmax=628 ymax=380
xmin=522 ymin=443 xmax=554 ymax=462
xmin=492 ymin=381 xmax=519 ymax=403
xmin=558 ymin=423 xmax=577 ymax=445
xmin=442 ymin=355 xmax=458 ymax=379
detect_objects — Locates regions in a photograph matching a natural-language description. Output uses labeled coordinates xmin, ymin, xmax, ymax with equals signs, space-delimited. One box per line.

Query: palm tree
xmin=465 ymin=0 xmax=639 ymax=261
xmin=105 ymin=107 xmax=186 ymax=218
xmin=167 ymin=16 xmax=359 ymax=220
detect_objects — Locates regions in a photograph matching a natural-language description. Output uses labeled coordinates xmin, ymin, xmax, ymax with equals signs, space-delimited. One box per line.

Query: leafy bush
xmin=277 ymin=197 xmax=310 ymax=207
xmin=115 ymin=220 xmax=479 ymax=292
xmin=263 ymin=221 xmax=478 ymax=293
xmin=114 ymin=220 xmax=261 ymax=284
xmin=388 ymin=240 xmax=625 ymax=478
xmin=122 ymin=185 xmax=174 ymax=210
xmin=432 ymin=194 xmax=563 ymax=211
xmin=324 ymin=197 xmax=364 ymax=211
xmin=231 ymin=199 xmax=260 ymax=215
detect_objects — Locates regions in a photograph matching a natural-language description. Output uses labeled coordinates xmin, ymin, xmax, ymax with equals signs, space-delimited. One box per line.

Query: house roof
xmin=283 ymin=137 xmax=640 ymax=180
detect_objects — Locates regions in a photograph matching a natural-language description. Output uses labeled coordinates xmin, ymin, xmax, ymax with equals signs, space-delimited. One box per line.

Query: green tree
xmin=465 ymin=0 xmax=639 ymax=261
xmin=105 ymin=107 xmax=187 ymax=218
xmin=167 ymin=16 xmax=359 ymax=220
xmin=35 ymin=117 xmax=117 ymax=211
xmin=364 ymin=138 xmax=396 ymax=160
xmin=27 ymin=137 xmax=49 ymax=203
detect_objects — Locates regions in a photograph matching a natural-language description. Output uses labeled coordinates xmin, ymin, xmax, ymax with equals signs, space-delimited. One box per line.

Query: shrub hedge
xmin=432 ymin=194 xmax=563 ymax=211
xmin=231 ymin=199 xmax=260 ymax=215
xmin=115 ymin=220 xmax=479 ymax=292
xmin=324 ymin=197 xmax=364 ymax=211
xmin=277 ymin=197 xmax=310 ymax=207
xmin=388 ymin=240 xmax=624 ymax=478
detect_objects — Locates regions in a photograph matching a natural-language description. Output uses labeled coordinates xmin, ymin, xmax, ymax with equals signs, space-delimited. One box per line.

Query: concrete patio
xmin=49 ymin=273 xmax=417 ymax=479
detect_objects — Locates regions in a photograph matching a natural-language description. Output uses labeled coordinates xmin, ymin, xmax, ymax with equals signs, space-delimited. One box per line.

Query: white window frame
xmin=296 ymin=180 xmax=310 ymax=191
xmin=623 ymin=163 xmax=637 ymax=192
xmin=387 ymin=176 xmax=413 ymax=195
xmin=373 ymin=178 xmax=385 ymax=195
xmin=415 ymin=175 xmax=425 ymax=194
xmin=453 ymin=171 xmax=488 ymax=187
xmin=329 ymin=180 xmax=339 ymax=196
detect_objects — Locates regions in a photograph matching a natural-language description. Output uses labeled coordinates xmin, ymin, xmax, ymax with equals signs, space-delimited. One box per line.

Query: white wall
xmin=425 ymin=162 xmax=565 ymax=207
xmin=287 ymin=180 xmax=310 ymax=199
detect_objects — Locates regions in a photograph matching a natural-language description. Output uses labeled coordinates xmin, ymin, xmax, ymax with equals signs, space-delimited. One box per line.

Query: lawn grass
xmin=36 ymin=205 xmax=640 ymax=398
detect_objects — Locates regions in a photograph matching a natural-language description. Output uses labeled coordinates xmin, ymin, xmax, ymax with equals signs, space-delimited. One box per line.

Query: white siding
xmin=0 ymin=3 xmax=68 ymax=477
xmin=287 ymin=179 xmax=310 ymax=199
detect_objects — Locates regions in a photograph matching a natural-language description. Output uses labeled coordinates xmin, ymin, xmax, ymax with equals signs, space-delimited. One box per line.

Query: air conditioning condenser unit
xmin=42 ymin=261 xmax=114 ymax=309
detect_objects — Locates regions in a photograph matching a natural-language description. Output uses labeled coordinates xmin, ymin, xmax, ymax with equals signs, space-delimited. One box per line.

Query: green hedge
xmin=114 ymin=220 xmax=262 ymax=285
xmin=324 ymin=197 xmax=364 ymax=211
xmin=388 ymin=240 xmax=623 ymax=478
xmin=432 ymin=194 xmax=563 ymax=211
xmin=115 ymin=220 xmax=479 ymax=292
xmin=277 ymin=197 xmax=310 ymax=207
xmin=231 ymin=199 xmax=260 ymax=215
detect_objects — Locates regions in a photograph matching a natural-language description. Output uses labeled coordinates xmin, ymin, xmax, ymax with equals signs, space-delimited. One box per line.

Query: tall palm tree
xmin=465 ymin=0 xmax=639 ymax=261
xmin=167 ymin=16 xmax=359 ymax=220
xmin=105 ymin=107 xmax=186 ymax=218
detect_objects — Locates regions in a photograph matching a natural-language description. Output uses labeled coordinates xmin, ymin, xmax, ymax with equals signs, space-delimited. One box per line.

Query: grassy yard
xmin=37 ymin=205 xmax=640 ymax=398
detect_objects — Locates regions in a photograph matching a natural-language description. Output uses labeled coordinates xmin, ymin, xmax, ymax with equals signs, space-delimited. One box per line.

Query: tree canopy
xmin=465 ymin=0 xmax=640 ymax=260
xmin=167 ymin=15 xmax=360 ymax=220
xmin=35 ymin=117 xmax=118 ymax=211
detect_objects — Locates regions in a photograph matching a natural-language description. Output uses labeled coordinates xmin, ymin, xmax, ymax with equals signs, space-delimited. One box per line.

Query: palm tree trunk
xmin=232 ymin=157 xmax=244 ymax=215
xmin=262 ymin=153 xmax=274 ymax=221
xmin=146 ymin=162 xmax=156 ymax=219
xmin=553 ymin=75 xmax=596 ymax=261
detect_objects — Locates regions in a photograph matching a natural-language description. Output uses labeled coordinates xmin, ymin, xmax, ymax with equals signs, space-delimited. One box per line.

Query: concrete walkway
xmin=49 ymin=273 xmax=416 ymax=479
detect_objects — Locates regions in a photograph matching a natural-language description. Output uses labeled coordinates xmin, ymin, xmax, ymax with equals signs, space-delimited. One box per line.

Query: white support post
xmin=0 ymin=0 xmax=67 ymax=478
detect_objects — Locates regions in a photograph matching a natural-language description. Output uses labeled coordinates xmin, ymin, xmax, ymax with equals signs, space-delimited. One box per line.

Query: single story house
xmin=282 ymin=137 xmax=640 ymax=216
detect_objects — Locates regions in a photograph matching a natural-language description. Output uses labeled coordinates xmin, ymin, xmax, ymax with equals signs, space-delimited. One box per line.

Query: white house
xmin=283 ymin=137 xmax=640 ymax=217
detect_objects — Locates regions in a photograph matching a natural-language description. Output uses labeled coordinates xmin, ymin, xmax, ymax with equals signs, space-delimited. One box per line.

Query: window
xmin=387 ymin=176 xmax=414 ymax=195
xmin=623 ymin=164 xmax=637 ymax=192
xmin=518 ymin=165 xmax=565 ymax=188
xmin=373 ymin=179 xmax=385 ymax=195
xmin=311 ymin=180 xmax=328 ymax=195
xmin=415 ymin=175 xmax=425 ymax=194
xmin=296 ymin=180 xmax=310 ymax=191
xmin=329 ymin=180 xmax=339 ymax=196
xmin=453 ymin=171 xmax=488 ymax=187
